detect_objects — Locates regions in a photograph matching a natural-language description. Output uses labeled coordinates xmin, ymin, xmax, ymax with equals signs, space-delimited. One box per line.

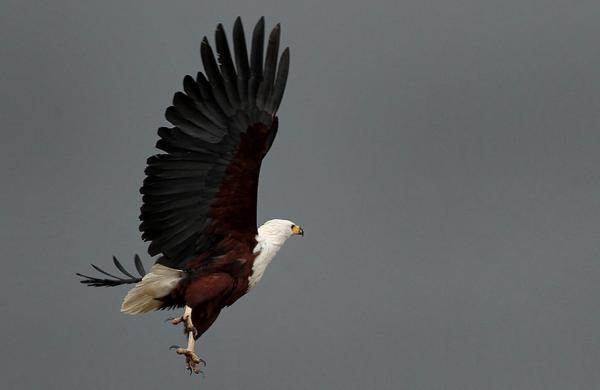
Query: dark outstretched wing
xmin=139 ymin=17 xmax=290 ymax=268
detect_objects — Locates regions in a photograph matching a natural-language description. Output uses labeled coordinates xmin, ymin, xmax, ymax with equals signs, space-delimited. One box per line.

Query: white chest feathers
xmin=248 ymin=240 xmax=281 ymax=289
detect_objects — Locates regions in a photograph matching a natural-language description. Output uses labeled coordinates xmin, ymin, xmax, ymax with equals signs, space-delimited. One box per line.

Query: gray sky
xmin=2 ymin=1 xmax=600 ymax=389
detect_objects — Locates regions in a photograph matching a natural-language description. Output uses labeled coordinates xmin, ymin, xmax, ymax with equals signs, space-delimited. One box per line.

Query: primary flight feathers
xmin=140 ymin=17 xmax=290 ymax=267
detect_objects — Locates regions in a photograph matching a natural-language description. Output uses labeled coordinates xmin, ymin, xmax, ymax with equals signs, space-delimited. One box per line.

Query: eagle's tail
xmin=77 ymin=254 xmax=147 ymax=287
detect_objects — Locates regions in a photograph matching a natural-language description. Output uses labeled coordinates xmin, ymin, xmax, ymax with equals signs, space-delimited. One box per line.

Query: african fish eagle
xmin=77 ymin=17 xmax=303 ymax=375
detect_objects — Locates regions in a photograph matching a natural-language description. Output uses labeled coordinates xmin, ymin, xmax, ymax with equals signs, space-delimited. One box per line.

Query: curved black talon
xmin=169 ymin=345 xmax=181 ymax=350
xmin=186 ymin=363 xmax=204 ymax=375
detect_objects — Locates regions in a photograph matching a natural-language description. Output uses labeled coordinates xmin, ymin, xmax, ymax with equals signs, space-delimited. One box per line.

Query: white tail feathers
xmin=121 ymin=264 xmax=184 ymax=315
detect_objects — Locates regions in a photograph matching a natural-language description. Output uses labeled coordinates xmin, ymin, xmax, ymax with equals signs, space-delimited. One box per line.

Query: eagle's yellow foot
xmin=170 ymin=346 xmax=206 ymax=374
xmin=168 ymin=306 xmax=204 ymax=374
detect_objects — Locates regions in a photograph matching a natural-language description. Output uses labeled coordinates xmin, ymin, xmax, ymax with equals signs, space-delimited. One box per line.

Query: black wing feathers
xmin=257 ymin=24 xmax=280 ymax=110
xmin=248 ymin=18 xmax=265 ymax=107
xmin=140 ymin=18 xmax=289 ymax=267
xmin=215 ymin=24 xmax=240 ymax=108
xmin=233 ymin=18 xmax=250 ymax=108
xmin=267 ymin=48 xmax=290 ymax=113
xmin=201 ymin=38 xmax=233 ymax=116
xmin=195 ymin=73 xmax=229 ymax=126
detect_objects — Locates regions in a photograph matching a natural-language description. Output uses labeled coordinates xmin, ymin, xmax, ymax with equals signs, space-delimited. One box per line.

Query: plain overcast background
xmin=2 ymin=1 xmax=600 ymax=389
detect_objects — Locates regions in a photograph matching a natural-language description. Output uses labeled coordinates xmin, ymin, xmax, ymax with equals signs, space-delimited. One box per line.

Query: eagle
xmin=77 ymin=17 xmax=303 ymax=375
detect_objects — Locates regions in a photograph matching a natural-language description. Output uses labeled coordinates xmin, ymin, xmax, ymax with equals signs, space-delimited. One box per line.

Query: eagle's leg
xmin=169 ymin=306 xmax=197 ymax=337
xmin=169 ymin=306 xmax=205 ymax=374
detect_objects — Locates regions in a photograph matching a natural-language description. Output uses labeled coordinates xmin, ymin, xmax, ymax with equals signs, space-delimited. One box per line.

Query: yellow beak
xmin=291 ymin=224 xmax=304 ymax=236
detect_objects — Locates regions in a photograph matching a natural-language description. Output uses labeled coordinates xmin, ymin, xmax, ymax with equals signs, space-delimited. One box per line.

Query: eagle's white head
xmin=257 ymin=219 xmax=304 ymax=244
xmin=249 ymin=219 xmax=303 ymax=289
